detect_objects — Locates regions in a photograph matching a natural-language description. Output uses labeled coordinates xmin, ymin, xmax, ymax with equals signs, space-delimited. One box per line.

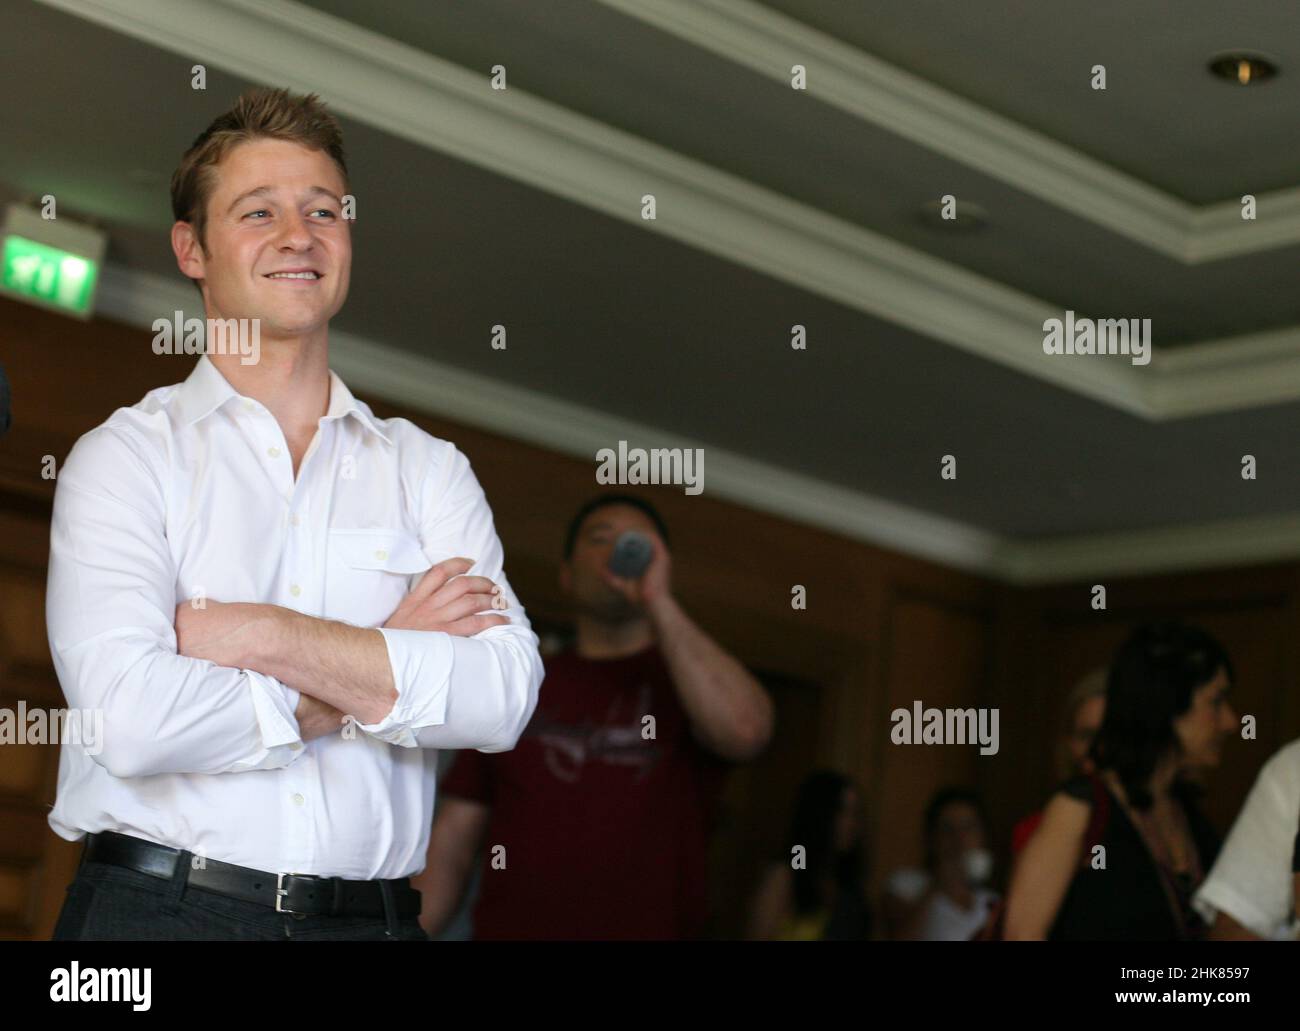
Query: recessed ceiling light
xmin=1208 ymin=52 xmax=1277 ymax=85
xmin=916 ymin=198 xmax=987 ymax=233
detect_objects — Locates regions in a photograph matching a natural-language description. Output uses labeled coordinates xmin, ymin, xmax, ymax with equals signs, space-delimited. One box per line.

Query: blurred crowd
xmin=417 ymin=494 xmax=1300 ymax=941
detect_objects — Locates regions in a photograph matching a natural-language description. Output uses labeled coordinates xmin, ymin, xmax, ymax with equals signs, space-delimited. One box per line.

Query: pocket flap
xmin=329 ymin=529 xmax=429 ymax=573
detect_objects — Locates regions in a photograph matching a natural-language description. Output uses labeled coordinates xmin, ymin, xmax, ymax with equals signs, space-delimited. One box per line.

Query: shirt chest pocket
xmin=326 ymin=528 xmax=429 ymax=627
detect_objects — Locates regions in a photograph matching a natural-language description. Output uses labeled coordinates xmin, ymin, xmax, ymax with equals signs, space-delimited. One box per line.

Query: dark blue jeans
xmin=51 ymin=859 xmax=430 ymax=941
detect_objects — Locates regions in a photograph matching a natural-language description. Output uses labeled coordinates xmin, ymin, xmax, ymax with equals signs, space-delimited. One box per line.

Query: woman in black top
xmin=1004 ymin=621 xmax=1238 ymax=940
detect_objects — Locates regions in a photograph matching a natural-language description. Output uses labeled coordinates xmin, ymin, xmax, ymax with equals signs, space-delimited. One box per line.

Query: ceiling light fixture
xmin=1208 ymin=52 xmax=1277 ymax=85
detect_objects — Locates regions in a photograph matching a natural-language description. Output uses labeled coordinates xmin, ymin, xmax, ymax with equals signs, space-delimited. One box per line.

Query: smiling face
xmin=172 ymin=137 xmax=350 ymax=340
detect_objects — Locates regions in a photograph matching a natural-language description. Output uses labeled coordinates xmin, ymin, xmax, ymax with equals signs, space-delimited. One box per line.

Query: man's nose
xmin=275 ymin=212 xmax=313 ymax=249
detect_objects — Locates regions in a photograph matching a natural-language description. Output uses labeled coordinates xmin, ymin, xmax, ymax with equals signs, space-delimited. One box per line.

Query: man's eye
xmin=311 ymin=209 xmax=337 ymax=219
xmin=245 ymin=210 xmax=269 ymax=219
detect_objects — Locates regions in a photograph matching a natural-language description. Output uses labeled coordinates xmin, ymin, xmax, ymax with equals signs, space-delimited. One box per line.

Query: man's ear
xmin=171 ymin=221 xmax=207 ymax=281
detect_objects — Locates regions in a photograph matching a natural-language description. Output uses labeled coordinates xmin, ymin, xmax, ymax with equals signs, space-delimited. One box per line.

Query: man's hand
xmin=295 ymin=693 xmax=351 ymax=742
xmin=598 ymin=531 xmax=672 ymax=612
xmin=385 ymin=556 xmax=512 ymax=635
xmin=175 ymin=600 xmax=271 ymax=670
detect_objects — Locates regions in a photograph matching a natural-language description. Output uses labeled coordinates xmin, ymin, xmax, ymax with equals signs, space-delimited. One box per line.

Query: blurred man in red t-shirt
xmin=412 ymin=494 xmax=773 ymax=939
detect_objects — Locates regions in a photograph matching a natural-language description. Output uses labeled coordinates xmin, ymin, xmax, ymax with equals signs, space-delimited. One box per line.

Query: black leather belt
xmin=84 ymin=831 xmax=421 ymax=918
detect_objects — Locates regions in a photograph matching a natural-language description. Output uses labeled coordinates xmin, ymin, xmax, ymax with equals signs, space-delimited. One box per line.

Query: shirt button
xmin=268 ymin=446 xmax=281 ymax=458
xmin=290 ymin=742 xmax=303 ymax=751
xmin=292 ymin=793 xmax=305 ymax=806
xmin=289 ymin=514 xmax=301 ymax=527
xmin=244 ymin=399 xmax=256 ymax=412
xmin=374 ymin=549 xmax=387 ymax=561
xmin=290 ymin=584 xmax=301 ymax=597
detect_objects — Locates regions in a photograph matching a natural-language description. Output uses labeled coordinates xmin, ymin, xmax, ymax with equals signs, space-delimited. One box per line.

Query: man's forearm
xmin=646 ymin=594 xmax=773 ymax=760
xmin=244 ymin=605 xmax=398 ymax=724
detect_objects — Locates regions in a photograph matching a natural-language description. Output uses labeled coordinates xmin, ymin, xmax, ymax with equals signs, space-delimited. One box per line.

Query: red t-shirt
xmin=439 ymin=644 xmax=731 ymax=940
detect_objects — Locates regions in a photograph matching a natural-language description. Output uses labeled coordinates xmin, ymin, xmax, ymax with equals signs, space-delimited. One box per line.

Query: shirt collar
xmin=321 ymin=367 xmax=393 ymax=444
xmin=173 ymin=355 xmax=393 ymax=445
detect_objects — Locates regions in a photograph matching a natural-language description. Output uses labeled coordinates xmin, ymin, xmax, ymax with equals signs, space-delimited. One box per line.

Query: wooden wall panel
xmin=872 ymin=596 xmax=991 ymax=897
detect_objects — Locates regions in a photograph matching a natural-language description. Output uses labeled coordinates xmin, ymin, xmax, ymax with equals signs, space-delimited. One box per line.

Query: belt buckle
xmin=275 ymin=872 xmax=318 ymax=915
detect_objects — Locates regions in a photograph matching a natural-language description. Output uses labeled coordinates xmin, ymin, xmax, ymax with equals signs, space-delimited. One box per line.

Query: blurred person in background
xmin=412 ymin=494 xmax=773 ymax=939
xmin=747 ymin=770 xmax=872 ymax=940
xmin=1010 ymin=667 xmax=1108 ymax=855
xmin=1004 ymin=621 xmax=1236 ymax=940
xmin=1194 ymin=736 xmax=1300 ymax=940
xmin=884 ymin=787 xmax=999 ymax=940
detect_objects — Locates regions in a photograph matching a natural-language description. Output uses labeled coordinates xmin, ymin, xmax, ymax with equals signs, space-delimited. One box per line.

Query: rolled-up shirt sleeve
xmin=46 ymin=424 xmax=305 ymax=778
xmin=355 ymin=440 xmax=542 ymax=750
xmin=1192 ymin=743 xmax=1300 ymax=939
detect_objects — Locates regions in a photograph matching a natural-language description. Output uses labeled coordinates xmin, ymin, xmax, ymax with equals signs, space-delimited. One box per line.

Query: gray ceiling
xmin=5 ymin=0 xmax=1300 ymax=541
xmin=763 ymin=0 xmax=1300 ymax=204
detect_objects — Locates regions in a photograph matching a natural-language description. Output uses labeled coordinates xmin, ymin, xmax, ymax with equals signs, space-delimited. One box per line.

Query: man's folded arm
xmin=372 ymin=441 xmax=541 ymax=750
xmin=46 ymin=426 xmax=305 ymax=779
xmin=244 ymin=441 xmax=543 ymax=750
xmin=368 ymin=622 xmax=543 ymax=750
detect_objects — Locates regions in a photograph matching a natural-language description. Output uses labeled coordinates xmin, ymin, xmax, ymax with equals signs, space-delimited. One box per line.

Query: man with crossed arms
xmin=46 ymin=88 xmax=542 ymax=940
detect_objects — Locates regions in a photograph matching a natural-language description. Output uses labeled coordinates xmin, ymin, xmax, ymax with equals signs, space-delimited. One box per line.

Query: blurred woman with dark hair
xmin=747 ymin=770 xmax=871 ymax=940
xmin=884 ymin=787 xmax=999 ymax=940
xmin=1004 ymin=621 xmax=1238 ymax=940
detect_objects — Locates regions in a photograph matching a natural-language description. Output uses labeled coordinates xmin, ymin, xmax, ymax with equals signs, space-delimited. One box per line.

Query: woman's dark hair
xmin=1091 ymin=621 xmax=1233 ymax=811
xmin=922 ymin=787 xmax=990 ymax=871
xmin=784 ymin=770 xmax=865 ymax=916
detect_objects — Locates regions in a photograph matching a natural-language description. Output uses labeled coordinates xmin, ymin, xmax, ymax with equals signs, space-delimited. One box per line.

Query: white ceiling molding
xmin=43 ymin=1 xmax=1300 ymax=422
xmin=39 ymin=0 xmax=1154 ymax=418
xmin=1191 ymin=188 xmax=1300 ymax=261
xmin=597 ymin=0 xmax=1300 ymax=264
xmin=1149 ymin=325 xmax=1300 ymax=418
xmin=995 ymin=510 xmax=1300 ymax=584
xmin=94 ymin=264 xmax=1300 ymax=585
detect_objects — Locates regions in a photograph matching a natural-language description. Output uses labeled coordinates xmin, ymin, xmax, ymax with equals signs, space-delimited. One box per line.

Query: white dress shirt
xmin=46 ymin=354 xmax=543 ymax=879
xmin=1193 ymin=737 xmax=1300 ymax=939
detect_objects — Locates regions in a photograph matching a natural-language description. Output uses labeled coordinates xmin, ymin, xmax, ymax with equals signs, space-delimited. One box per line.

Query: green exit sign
xmin=0 ymin=204 xmax=107 ymax=320
xmin=1 ymin=235 xmax=98 ymax=316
